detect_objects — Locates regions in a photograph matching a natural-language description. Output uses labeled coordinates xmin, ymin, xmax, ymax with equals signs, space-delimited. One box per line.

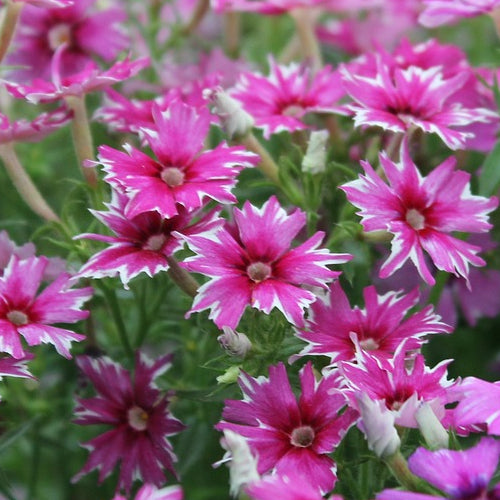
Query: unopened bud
xmin=218 ymin=326 xmax=252 ymax=358
xmin=204 ymin=87 xmax=254 ymax=139
xmin=302 ymin=130 xmax=329 ymax=174
xmin=415 ymin=402 xmax=449 ymax=450
xmin=216 ymin=365 xmax=241 ymax=385
xmin=357 ymin=392 xmax=400 ymax=458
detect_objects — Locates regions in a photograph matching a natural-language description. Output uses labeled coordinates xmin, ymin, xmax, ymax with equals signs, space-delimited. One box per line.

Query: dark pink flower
xmin=112 ymin=483 xmax=183 ymax=500
xmin=98 ymin=100 xmax=258 ymax=219
xmin=183 ymin=196 xmax=351 ymax=328
xmin=7 ymin=0 xmax=128 ymax=82
xmin=297 ymin=282 xmax=451 ymax=365
xmin=231 ymin=59 xmax=344 ymax=138
xmin=419 ymin=0 xmax=500 ymax=27
xmin=341 ymin=141 xmax=498 ymax=285
xmin=5 ymin=0 xmax=73 ymax=7
xmin=74 ymin=352 xmax=185 ymax=492
xmin=0 ymin=256 xmax=92 ymax=359
xmin=217 ymin=363 xmax=357 ymax=493
xmin=75 ymin=190 xmax=222 ymax=288
xmin=246 ymin=474 xmax=327 ymax=500
xmin=0 ymin=353 xmax=34 ymax=380
xmin=340 ymin=60 xmax=496 ymax=150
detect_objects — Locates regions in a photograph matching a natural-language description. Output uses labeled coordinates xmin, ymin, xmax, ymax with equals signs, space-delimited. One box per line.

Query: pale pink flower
xmin=341 ymin=141 xmax=498 ymax=285
xmin=75 ymin=189 xmax=221 ymax=288
xmin=112 ymin=484 xmax=183 ymax=500
xmin=339 ymin=342 xmax=455 ymax=428
xmin=217 ymin=362 xmax=358 ymax=493
xmin=231 ymin=59 xmax=344 ymax=139
xmin=246 ymin=474 xmax=329 ymax=500
xmin=7 ymin=0 xmax=128 ymax=82
xmin=419 ymin=0 xmax=500 ymax=27
xmin=183 ymin=196 xmax=351 ymax=328
xmin=74 ymin=352 xmax=185 ymax=492
xmin=4 ymin=0 xmax=73 ymax=7
xmin=297 ymin=282 xmax=450 ymax=365
xmin=0 ymin=256 xmax=92 ymax=359
xmin=340 ymin=60 xmax=496 ymax=150
xmin=98 ymin=100 xmax=258 ymax=219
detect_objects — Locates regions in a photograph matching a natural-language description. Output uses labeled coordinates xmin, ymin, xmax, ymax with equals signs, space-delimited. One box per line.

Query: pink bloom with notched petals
xmin=339 ymin=342 xmax=454 ymax=428
xmin=246 ymin=474 xmax=330 ymax=500
xmin=217 ymin=362 xmax=358 ymax=494
xmin=112 ymin=483 xmax=183 ymax=500
xmin=74 ymin=352 xmax=185 ymax=493
xmin=98 ymin=100 xmax=258 ymax=219
xmin=341 ymin=141 xmax=498 ymax=285
xmin=0 ymin=256 xmax=92 ymax=359
xmin=340 ymin=60 xmax=496 ymax=150
xmin=297 ymin=281 xmax=451 ymax=365
xmin=4 ymin=0 xmax=73 ymax=7
xmin=7 ymin=0 xmax=128 ymax=82
xmin=183 ymin=196 xmax=351 ymax=329
xmin=75 ymin=189 xmax=221 ymax=288
xmin=231 ymin=59 xmax=345 ymax=139
xmin=0 ymin=353 xmax=35 ymax=380
xmin=419 ymin=0 xmax=500 ymax=27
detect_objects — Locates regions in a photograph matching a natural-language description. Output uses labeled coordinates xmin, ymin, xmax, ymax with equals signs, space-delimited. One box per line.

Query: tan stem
xmin=0 ymin=143 xmax=60 ymax=222
xmin=167 ymin=256 xmax=199 ymax=298
xmin=0 ymin=1 xmax=23 ymax=64
xmin=239 ymin=132 xmax=280 ymax=185
xmin=290 ymin=7 xmax=322 ymax=74
xmin=490 ymin=7 xmax=500 ymax=38
xmin=224 ymin=12 xmax=241 ymax=57
xmin=182 ymin=0 xmax=210 ymax=36
xmin=279 ymin=35 xmax=302 ymax=64
xmin=65 ymin=95 xmax=98 ymax=187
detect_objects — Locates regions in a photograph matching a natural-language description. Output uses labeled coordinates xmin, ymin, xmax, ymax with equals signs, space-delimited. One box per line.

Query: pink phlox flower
xmin=112 ymin=483 xmax=183 ymax=500
xmin=98 ymin=100 xmax=258 ymax=219
xmin=0 ymin=255 xmax=92 ymax=359
xmin=74 ymin=189 xmax=222 ymax=288
xmin=419 ymin=0 xmax=500 ymax=27
xmin=0 ymin=107 xmax=71 ymax=143
xmin=340 ymin=58 xmax=497 ymax=150
xmin=0 ymin=353 xmax=35 ymax=380
xmin=377 ymin=438 xmax=500 ymax=500
xmin=73 ymin=352 xmax=185 ymax=492
xmin=231 ymin=58 xmax=345 ymax=139
xmin=339 ymin=340 xmax=455 ymax=428
xmin=296 ymin=281 xmax=451 ymax=365
xmin=5 ymin=48 xmax=150 ymax=104
xmin=217 ymin=362 xmax=358 ymax=494
xmin=7 ymin=0 xmax=128 ymax=82
xmin=341 ymin=141 xmax=498 ymax=285
xmin=5 ymin=0 xmax=74 ymax=7
xmin=183 ymin=196 xmax=351 ymax=329
xmin=245 ymin=474 xmax=332 ymax=500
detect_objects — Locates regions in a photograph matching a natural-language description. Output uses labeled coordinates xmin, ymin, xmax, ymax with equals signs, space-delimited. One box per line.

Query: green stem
xmin=224 ymin=11 xmax=241 ymax=57
xmin=182 ymin=0 xmax=210 ymax=36
xmin=384 ymin=452 xmax=424 ymax=492
xmin=289 ymin=7 xmax=322 ymax=74
xmin=428 ymin=271 xmax=450 ymax=307
xmin=167 ymin=256 xmax=199 ymax=297
xmin=0 ymin=1 xmax=23 ymax=64
xmin=240 ymin=132 xmax=280 ymax=185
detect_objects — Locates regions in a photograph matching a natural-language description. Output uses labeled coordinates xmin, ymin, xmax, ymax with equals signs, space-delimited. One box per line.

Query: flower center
xmin=6 ymin=310 xmax=29 ymax=326
xmin=282 ymin=104 xmax=305 ymax=117
xmin=359 ymin=338 xmax=379 ymax=351
xmin=144 ymin=234 xmax=167 ymax=252
xmin=405 ymin=208 xmax=425 ymax=231
xmin=161 ymin=167 xmax=185 ymax=187
xmin=127 ymin=405 xmax=149 ymax=431
xmin=48 ymin=23 xmax=72 ymax=51
xmin=247 ymin=262 xmax=272 ymax=282
xmin=290 ymin=425 xmax=315 ymax=448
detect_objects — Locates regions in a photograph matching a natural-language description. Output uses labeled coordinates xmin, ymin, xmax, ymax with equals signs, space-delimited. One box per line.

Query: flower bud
xmin=216 ymin=365 xmax=241 ymax=385
xmin=218 ymin=326 xmax=252 ymax=358
xmin=415 ymin=401 xmax=449 ymax=450
xmin=302 ymin=129 xmax=329 ymax=174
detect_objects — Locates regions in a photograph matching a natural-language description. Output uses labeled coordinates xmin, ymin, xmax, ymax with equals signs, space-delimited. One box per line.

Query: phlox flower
xmin=75 ymin=189 xmax=221 ymax=288
xmin=98 ymin=100 xmax=258 ymax=219
xmin=341 ymin=141 xmax=498 ymax=285
xmin=231 ymin=59 xmax=344 ymax=139
xmin=183 ymin=196 xmax=351 ymax=328
xmin=378 ymin=438 xmax=500 ymax=500
xmin=0 ymin=256 xmax=92 ymax=359
xmin=419 ymin=0 xmax=500 ymax=27
xmin=339 ymin=341 xmax=455 ymax=428
xmin=7 ymin=0 xmax=128 ymax=82
xmin=0 ymin=353 xmax=34 ymax=380
xmin=74 ymin=352 xmax=185 ymax=492
xmin=112 ymin=483 xmax=183 ymax=500
xmin=2 ymin=0 xmax=73 ymax=8
xmin=296 ymin=281 xmax=451 ymax=365
xmin=217 ymin=362 xmax=358 ymax=493
xmin=340 ymin=60 xmax=496 ymax=150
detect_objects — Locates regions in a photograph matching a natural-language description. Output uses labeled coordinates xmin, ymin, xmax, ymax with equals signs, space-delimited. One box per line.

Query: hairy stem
xmin=289 ymin=7 xmax=322 ymax=74
xmin=167 ymin=256 xmax=199 ymax=297
xmin=0 ymin=1 xmax=23 ymax=64
xmin=240 ymin=132 xmax=280 ymax=185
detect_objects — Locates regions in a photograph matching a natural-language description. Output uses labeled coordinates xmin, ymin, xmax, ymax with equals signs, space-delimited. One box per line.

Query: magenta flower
xmin=340 ymin=61 xmax=496 ymax=150
xmin=419 ymin=0 xmax=500 ymax=27
xmin=183 ymin=196 xmax=351 ymax=328
xmin=297 ymin=282 xmax=451 ymax=365
xmin=74 ymin=352 xmax=185 ymax=492
xmin=217 ymin=363 xmax=357 ymax=493
xmin=7 ymin=0 xmax=128 ymax=81
xmin=75 ymin=189 xmax=221 ymax=287
xmin=231 ymin=59 xmax=345 ymax=138
xmin=341 ymin=141 xmax=498 ymax=285
xmin=211 ymin=0 xmax=333 ymax=14
xmin=112 ymin=484 xmax=183 ymax=500
xmin=0 ymin=353 xmax=34 ymax=380
xmin=245 ymin=474 xmax=327 ymax=500
xmin=0 ymin=256 xmax=92 ymax=359
xmin=3 ymin=0 xmax=73 ymax=8
xmin=98 ymin=100 xmax=258 ymax=219
xmin=378 ymin=438 xmax=500 ymax=500
xmin=339 ymin=342 xmax=454 ymax=428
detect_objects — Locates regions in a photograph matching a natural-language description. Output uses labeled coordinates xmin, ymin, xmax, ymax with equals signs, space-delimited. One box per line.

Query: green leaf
xmin=0 ymin=417 xmax=39 ymax=455
xmin=479 ymin=140 xmax=500 ymax=196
